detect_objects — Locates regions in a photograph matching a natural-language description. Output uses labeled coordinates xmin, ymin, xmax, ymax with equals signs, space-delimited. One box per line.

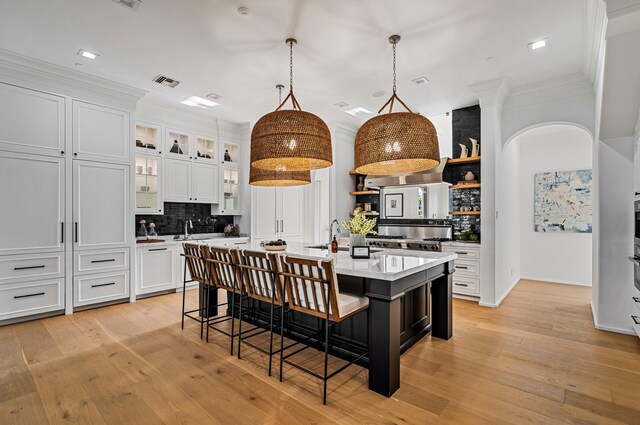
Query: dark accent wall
xmin=135 ymin=202 xmax=233 ymax=236
xmin=452 ymin=104 xmax=481 ymax=158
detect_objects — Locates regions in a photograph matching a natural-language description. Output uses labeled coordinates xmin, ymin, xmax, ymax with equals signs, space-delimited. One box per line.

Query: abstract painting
xmin=534 ymin=169 xmax=592 ymax=233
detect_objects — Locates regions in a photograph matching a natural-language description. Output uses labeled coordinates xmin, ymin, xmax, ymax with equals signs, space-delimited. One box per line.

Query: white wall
xmin=516 ymin=126 xmax=593 ymax=285
xmin=498 ymin=138 xmax=521 ymax=299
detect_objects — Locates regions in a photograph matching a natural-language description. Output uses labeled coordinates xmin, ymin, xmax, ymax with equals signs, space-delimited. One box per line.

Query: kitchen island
xmin=203 ymin=240 xmax=456 ymax=397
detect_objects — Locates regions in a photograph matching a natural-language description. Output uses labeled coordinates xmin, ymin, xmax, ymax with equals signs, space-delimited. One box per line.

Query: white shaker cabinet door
xmin=0 ymin=83 xmax=65 ymax=157
xmin=72 ymin=101 xmax=129 ymax=163
xmin=192 ymin=162 xmax=218 ymax=203
xmin=136 ymin=246 xmax=177 ymax=295
xmin=279 ymin=186 xmax=303 ymax=239
xmin=164 ymin=159 xmax=192 ymax=202
xmin=0 ymin=153 xmax=65 ymax=254
xmin=252 ymin=187 xmax=278 ymax=240
xmin=73 ymin=161 xmax=129 ymax=249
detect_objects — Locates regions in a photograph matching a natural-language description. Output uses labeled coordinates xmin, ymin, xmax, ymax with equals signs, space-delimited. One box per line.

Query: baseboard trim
xmin=520 ymin=276 xmax=591 ymax=286
xmin=590 ymin=302 xmax=637 ymax=335
xmin=480 ymin=278 xmax=521 ymax=308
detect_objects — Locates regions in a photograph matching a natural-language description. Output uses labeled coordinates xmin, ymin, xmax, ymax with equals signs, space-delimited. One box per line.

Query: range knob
xmin=382 ymin=243 xmax=387 ymax=247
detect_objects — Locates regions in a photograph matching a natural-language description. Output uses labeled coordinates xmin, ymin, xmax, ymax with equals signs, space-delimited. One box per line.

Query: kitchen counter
xmin=135 ymin=234 xmax=248 ymax=246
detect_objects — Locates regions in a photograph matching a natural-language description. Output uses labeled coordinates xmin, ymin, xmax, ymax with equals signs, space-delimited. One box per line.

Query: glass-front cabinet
xmin=135 ymin=155 xmax=162 ymax=214
xmin=221 ymin=167 xmax=240 ymax=214
xmin=221 ymin=141 xmax=240 ymax=166
xmin=165 ymin=128 xmax=191 ymax=159
xmin=195 ymin=135 xmax=216 ymax=162
xmin=135 ymin=122 xmax=161 ymax=153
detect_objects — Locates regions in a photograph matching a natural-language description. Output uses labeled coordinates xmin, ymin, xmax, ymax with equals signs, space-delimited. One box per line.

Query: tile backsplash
xmin=135 ymin=203 xmax=233 ymax=236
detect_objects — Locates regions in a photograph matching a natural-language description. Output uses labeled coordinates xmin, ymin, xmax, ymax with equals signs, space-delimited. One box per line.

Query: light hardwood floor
xmin=1 ymin=280 xmax=639 ymax=425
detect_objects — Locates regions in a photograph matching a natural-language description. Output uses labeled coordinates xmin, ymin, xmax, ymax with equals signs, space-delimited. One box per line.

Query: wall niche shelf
xmin=450 ymin=211 xmax=481 ymax=215
xmin=349 ymin=212 xmax=379 ymax=217
xmin=349 ymin=190 xmax=379 ymax=196
xmin=451 ymin=183 xmax=481 ymax=190
xmin=448 ymin=156 xmax=481 ymax=165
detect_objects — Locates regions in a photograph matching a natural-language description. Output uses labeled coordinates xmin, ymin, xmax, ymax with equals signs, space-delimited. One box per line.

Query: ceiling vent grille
xmin=153 ymin=75 xmax=180 ymax=88
xmin=411 ymin=76 xmax=430 ymax=86
xmin=112 ymin=0 xmax=142 ymax=10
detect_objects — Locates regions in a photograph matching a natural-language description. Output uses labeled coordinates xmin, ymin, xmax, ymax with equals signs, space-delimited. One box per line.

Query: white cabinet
xmin=165 ymin=158 xmax=218 ymax=203
xmin=135 ymin=246 xmax=178 ymax=296
xmin=135 ymin=122 xmax=162 ymax=154
xmin=73 ymin=161 xmax=129 ymax=250
xmin=135 ymin=155 xmax=163 ymax=214
xmin=0 ymin=83 xmax=65 ymax=157
xmin=220 ymin=140 xmax=240 ymax=166
xmin=252 ymin=186 xmax=304 ymax=241
xmin=220 ymin=166 xmax=240 ymax=214
xmin=0 ymin=152 xmax=65 ymax=255
xmin=72 ymin=101 xmax=129 ymax=163
xmin=0 ymin=279 xmax=64 ymax=321
xmin=73 ymin=270 xmax=129 ymax=307
xmin=442 ymin=243 xmax=481 ymax=297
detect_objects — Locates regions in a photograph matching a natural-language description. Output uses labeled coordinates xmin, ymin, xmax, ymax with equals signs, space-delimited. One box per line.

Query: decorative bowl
xmin=264 ymin=244 xmax=287 ymax=252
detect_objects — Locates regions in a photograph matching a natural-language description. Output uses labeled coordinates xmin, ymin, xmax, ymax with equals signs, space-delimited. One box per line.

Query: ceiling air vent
xmin=153 ymin=75 xmax=181 ymax=88
xmin=112 ymin=0 xmax=142 ymax=10
xmin=411 ymin=76 xmax=430 ymax=86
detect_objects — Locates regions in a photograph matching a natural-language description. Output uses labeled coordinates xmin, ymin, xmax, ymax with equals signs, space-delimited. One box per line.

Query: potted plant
xmin=341 ymin=213 xmax=377 ymax=247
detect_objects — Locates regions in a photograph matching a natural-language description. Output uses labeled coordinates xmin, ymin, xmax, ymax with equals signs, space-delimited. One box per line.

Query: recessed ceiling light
xmin=112 ymin=0 xmax=142 ymax=10
xmin=237 ymin=6 xmax=250 ymax=16
xmin=411 ymin=76 xmax=430 ymax=86
xmin=372 ymin=91 xmax=385 ymax=98
xmin=528 ymin=39 xmax=547 ymax=51
xmin=181 ymin=96 xmax=218 ymax=109
xmin=78 ymin=49 xmax=99 ymax=60
xmin=206 ymin=93 xmax=222 ymax=101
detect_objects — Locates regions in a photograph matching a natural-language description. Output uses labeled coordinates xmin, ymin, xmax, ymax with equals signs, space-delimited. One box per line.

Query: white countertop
xmin=136 ymin=234 xmax=248 ymax=246
xmin=202 ymin=240 xmax=456 ymax=281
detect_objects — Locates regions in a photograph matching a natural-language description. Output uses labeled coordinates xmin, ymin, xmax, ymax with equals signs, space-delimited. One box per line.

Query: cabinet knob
xmin=189 ymin=198 xmax=192 ymax=200
xmin=159 ymin=151 xmax=162 ymax=154
xmin=73 ymin=153 xmax=78 ymax=156
xmin=60 ymin=150 xmax=65 ymax=155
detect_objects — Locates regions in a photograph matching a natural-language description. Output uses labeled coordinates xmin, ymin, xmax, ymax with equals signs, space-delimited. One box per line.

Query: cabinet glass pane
xmin=167 ymin=131 xmax=190 ymax=157
xmin=135 ymin=124 xmax=159 ymax=151
xmin=135 ymin=156 xmax=159 ymax=210
xmin=222 ymin=142 xmax=239 ymax=164
xmin=223 ymin=169 xmax=239 ymax=211
xmin=196 ymin=137 xmax=216 ymax=160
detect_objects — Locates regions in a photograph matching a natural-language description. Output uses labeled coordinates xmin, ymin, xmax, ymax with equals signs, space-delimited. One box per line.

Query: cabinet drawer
xmin=75 ymin=249 xmax=129 ymax=274
xmin=74 ymin=271 xmax=129 ymax=307
xmin=0 ymin=279 xmax=64 ymax=320
xmin=454 ymin=259 xmax=480 ymax=277
xmin=0 ymin=253 xmax=64 ymax=284
xmin=453 ymin=276 xmax=480 ymax=296
xmin=443 ymin=245 xmax=480 ymax=260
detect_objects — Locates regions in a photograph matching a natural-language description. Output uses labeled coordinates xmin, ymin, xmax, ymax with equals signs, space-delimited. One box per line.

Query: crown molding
xmin=583 ymin=0 xmax=607 ymax=85
xmin=468 ymin=78 xmax=509 ymax=111
xmin=604 ymin=0 xmax=640 ymax=37
xmin=330 ymin=123 xmax=358 ymax=144
xmin=503 ymin=73 xmax=594 ymax=110
xmin=0 ymin=48 xmax=145 ymax=109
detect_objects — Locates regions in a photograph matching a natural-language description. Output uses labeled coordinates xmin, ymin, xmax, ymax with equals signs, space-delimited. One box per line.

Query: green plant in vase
xmin=341 ymin=213 xmax=377 ymax=247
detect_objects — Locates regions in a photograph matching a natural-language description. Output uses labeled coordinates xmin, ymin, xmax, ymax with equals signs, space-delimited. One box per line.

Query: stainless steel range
xmin=367 ymin=223 xmax=453 ymax=252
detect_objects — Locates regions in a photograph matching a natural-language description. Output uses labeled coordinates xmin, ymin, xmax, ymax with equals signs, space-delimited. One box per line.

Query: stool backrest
xmin=201 ymin=245 xmax=240 ymax=293
xmin=278 ymin=255 xmax=340 ymax=321
xmin=237 ymin=250 xmax=283 ymax=304
xmin=182 ymin=243 xmax=208 ymax=285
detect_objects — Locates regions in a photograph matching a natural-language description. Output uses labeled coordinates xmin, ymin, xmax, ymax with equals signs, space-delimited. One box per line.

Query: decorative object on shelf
xmin=464 ymin=171 xmax=476 ymax=181
xmin=459 ymin=144 xmax=469 ymax=158
xmin=364 ymin=202 xmax=372 ymax=212
xmin=384 ymin=193 xmax=404 ymax=218
xmin=354 ymin=35 xmax=439 ymax=175
xmin=357 ymin=176 xmax=365 ymax=191
xmin=470 ymin=138 xmax=480 ymax=157
xmin=251 ymin=38 xmax=332 ymax=172
xmin=136 ymin=139 xmax=144 ymax=147
xmin=224 ymin=149 xmax=232 ymax=162
xmin=147 ymin=166 xmax=153 ymax=175
xmin=250 ymin=85 xmax=311 ymax=187
xmin=341 ymin=213 xmax=377 ymax=253
xmin=137 ymin=219 xmax=147 ymax=238
xmin=146 ymin=143 xmax=156 ymax=150
xmin=473 ymin=206 xmax=481 ymax=212
xmin=139 ymin=185 xmax=150 ymax=192
xmin=224 ymin=223 xmax=239 ymax=236
xmin=458 ymin=230 xmax=479 ymax=242
xmin=148 ymin=223 xmax=158 ymax=238
xmin=136 ymin=165 xmax=143 ymax=174
xmin=170 ymin=140 xmax=183 ymax=154
xmin=534 ymin=169 xmax=592 ymax=233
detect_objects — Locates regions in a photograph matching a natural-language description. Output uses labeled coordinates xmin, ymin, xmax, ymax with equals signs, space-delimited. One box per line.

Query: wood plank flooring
xmin=1 ymin=279 xmax=639 ymax=424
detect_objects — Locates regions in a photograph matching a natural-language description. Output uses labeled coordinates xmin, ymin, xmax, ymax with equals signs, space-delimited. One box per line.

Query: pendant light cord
xmin=392 ymin=41 xmax=397 ymax=94
xmin=289 ymin=40 xmax=294 ymax=93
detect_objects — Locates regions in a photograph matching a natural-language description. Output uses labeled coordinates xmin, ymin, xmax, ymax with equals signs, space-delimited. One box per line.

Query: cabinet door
xmin=73 ymin=101 xmax=129 ymax=163
xmin=164 ymin=159 xmax=192 ymax=202
xmin=221 ymin=167 xmax=240 ymax=214
xmin=0 ymin=83 xmax=65 ymax=157
xmin=252 ymin=187 xmax=278 ymax=240
xmin=165 ymin=128 xmax=192 ymax=160
xmin=74 ymin=161 xmax=129 ymax=249
xmin=193 ymin=163 xmax=218 ymax=203
xmin=137 ymin=247 xmax=176 ymax=295
xmin=279 ymin=186 xmax=303 ymax=238
xmin=0 ymin=153 xmax=65 ymax=254
xmin=135 ymin=155 xmax=163 ymax=214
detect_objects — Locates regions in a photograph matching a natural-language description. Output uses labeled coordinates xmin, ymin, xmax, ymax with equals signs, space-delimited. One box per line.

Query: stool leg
xmin=200 ymin=282 xmax=207 ymax=339
xmin=237 ymin=294 xmax=244 ymax=359
xmin=279 ymin=308 xmax=286 ymax=382
xmin=181 ymin=258 xmax=187 ymax=330
xmin=205 ymin=285 xmax=210 ymax=343
xmin=230 ymin=290 xmax=236 ymax=356
xmin=268 ymin=290 xmax=275 ymax=376
xmin=323 ymin=314 xmax=329 ymax=405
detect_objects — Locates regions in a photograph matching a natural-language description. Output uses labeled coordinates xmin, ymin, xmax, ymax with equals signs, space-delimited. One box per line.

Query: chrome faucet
xmin=329 ymin=219 xmax=341 ymax=245
xmin=184 ymin=219 xmax=193 ymax=240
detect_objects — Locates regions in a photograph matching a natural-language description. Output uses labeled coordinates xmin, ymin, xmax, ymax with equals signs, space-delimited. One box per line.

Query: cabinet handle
xmin=456 ymin=266 xmax=469 ymax=270
xmin=281 ymin=220 xmax=284 ymax=233
xmin=61 ymin=222 xmax=64 ymax=243
xmin=14 ymin=292 xmax=45 ymax=299
xmin=91 ymin=282 xmax=116 ymax=288
xmin=75 ymin=222 xmax=78 ymax=243
xmin=632 ymin=315 xmax=640 ymax=325
xmin=91 ymin=259 xmax=116 ymax=264
xmin=454 ymin=283 xmax=468 ymax=287
xmin=275 ymin=220 xmax=278 ymax=233
xmin=149 ymin=248 xmax=167 ymax=251
xmin=455 ymin=252 xmax=468 ymax=255
xmin=633 ymin=297 xmax=640 ymax=303
xmin=14 ymin=265 xmax=46 ymax=271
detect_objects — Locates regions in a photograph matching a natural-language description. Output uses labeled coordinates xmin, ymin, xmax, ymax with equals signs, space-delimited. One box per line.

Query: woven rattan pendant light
xmin=251 ymin=38 xmax=332 ymax=172
xmin=250 ymin=85 xmax=311 ymax=186
xmin=354 ymin=35 xmax=440 ymax=175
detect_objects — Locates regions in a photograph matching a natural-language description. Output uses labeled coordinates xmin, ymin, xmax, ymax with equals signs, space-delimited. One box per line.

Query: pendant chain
xmin=278 ymin=85 xmax=282 ymax=104
xmin=392 ymin=41 xmax=397 ymax=94
xmin=289 ymin=40 xmax=294 ymax=93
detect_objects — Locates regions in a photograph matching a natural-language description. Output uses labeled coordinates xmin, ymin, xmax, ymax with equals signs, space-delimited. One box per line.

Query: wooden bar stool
xmin=180 ymin=243 xmax=211 ymax=339
xmin=277 ymin=254 xmax=369 ymax=405
xmin=235 ymin=249 xmax=285 ymax=376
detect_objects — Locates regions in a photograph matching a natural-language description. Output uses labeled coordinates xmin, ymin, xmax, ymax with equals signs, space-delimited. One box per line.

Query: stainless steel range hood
xmin=364 ymin=157 xmax=451 ymax=188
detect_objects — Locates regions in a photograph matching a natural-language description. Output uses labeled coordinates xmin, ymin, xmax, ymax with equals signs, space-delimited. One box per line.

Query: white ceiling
xmin=0 ymin=0 xmax=590 ymax=126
